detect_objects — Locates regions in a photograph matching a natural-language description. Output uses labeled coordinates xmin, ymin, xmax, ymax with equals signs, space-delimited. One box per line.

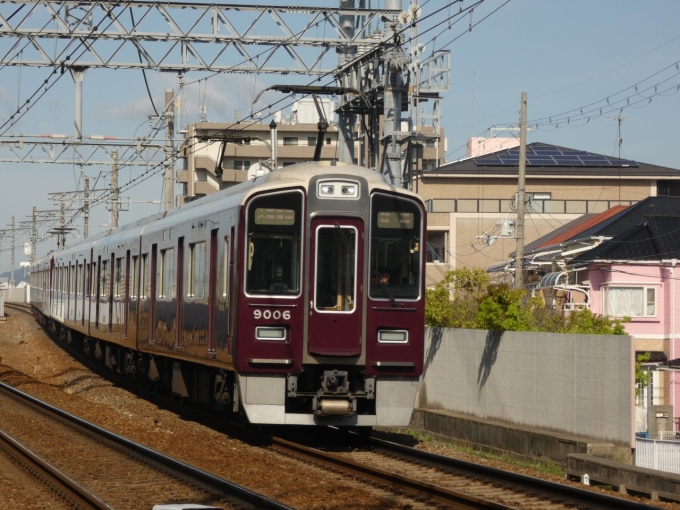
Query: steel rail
xmin=370 ymin=436 xmax=653 ymax=510
xmin=268 ymin=434 xmax=508 ymax=509
xmin=3 ymin=302 xmax=33 ymax=315
xmin=0 ymin=381 xmax=293 ymax=510
xmin=0 ymin=429 xmax=113 ymax=510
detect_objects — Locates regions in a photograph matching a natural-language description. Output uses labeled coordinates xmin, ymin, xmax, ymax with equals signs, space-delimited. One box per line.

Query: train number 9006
xmin=253 ymin=309 xmax=291 ymax=320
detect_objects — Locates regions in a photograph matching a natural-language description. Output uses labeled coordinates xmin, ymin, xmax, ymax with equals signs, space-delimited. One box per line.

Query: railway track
xmin=3 ymin=302 xmax=34 ymax=316
xmin=0 ymin=381 xmax=291 ymax=510
xmin=267 ymin=431 xmax=654 ymax=509
xmin=0 ymin=428 xmax=111 ymax=509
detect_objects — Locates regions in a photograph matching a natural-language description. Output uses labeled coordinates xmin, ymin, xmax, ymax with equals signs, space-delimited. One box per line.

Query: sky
xmin=1 ymin=0 xmax=679 ymax=274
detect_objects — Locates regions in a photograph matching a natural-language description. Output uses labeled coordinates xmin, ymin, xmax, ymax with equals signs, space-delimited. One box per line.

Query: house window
xmin=283 ymin=137 xmax=298 ymax=146
xmin=657 ymin=180 xmax=680 ymax=197
xmin=325 ymin=137 xmax=331 ymax=145
xmin=605 ymin=287 xmax=656 ymax=317
xmin=307 ymin=136 xmax=317 ymax=147
xmin=234 ymin=160 xmax=251 ymax=171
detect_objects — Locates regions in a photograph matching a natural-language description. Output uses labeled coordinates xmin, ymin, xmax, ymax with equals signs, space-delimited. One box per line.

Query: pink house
xmin=570 ymin=213 xmax=680 ymax=428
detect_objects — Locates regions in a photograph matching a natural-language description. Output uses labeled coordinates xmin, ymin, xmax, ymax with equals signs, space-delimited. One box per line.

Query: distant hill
xmin=0 ymin=266 xmax=30 ymax=285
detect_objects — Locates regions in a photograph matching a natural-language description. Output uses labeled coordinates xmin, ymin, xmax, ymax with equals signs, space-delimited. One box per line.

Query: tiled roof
xmin=573 ymin=196 xmax=680 ymax=240
xmin=536 ymin=206 xmax=628 ymax=249
xmin=571 ymin=215 xmax=680 ymax=262
xmin=425 ymin=142 xmax=680 ymax=177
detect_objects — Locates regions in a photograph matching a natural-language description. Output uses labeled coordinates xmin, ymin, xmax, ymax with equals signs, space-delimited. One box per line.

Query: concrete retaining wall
xmin=0 ymin=287 xmax=28 ymax=303
xmin=419 ymin=328 xmax=635 ymax=447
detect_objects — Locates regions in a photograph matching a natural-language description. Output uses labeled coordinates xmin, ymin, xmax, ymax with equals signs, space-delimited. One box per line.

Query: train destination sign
xmin=377 ymin=211 xmax=414 ymax=229
xmin=255 ymin=208 xmax=295 ymax=225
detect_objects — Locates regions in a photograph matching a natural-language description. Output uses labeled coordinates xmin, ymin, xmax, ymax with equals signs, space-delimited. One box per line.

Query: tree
xmin=425 ymin=269 xmax=627 ymax=335
xmin=635 ymin=352 xmax=651 ymax=396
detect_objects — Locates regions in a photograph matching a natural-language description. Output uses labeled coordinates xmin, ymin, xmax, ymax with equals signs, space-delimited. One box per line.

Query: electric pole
xmin=111 ymin=149 xmax=118 ymax=232
xmin=31 ymin=206 xmax=37 ymax=264
xmin=514 ymin=92 xmax=527 ymax=290
xmin=10 ymin=216 xmax=15 ymax=288
xmin=84 ymin=177 xmax=89 ymax=238
xmin=164 ymin=89 xmax=175 ymax=211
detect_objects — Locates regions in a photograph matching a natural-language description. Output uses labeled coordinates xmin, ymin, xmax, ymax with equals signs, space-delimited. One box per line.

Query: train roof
xmin=34 ymin=162 xmax=422 ymax=265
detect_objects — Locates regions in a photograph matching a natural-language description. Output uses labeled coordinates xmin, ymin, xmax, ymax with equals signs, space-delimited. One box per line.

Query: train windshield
xmin=369 ymin=193 xmax=422 ymax=300
xmin=245 ymin=191 xmax=303 ymax=296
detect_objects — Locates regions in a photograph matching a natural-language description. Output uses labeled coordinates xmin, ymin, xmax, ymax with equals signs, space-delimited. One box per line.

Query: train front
xmin=234 ymin=165 xmax=425 ymax=426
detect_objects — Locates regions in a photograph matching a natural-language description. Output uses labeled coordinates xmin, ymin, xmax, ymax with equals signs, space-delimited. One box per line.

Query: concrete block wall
xmin=419 ymin=328 xmax=635 ymax=447
xmin=0 ymin=287 xmax=28 ymax=303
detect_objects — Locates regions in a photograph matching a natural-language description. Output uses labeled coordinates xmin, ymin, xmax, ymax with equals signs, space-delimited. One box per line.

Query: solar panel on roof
xmin=553 ymin=155 xmax=585 ymax=165
xmin=613 ymin=159 xmax=639 ymax=167
xmin=562 ymin=150 xmax=589 ymax=156
xmin=475 ymin=158 xmax=503 ymax=166
xmin=498 ymin=156 xmax=520 ymax=164
xmin=526 ymin=156 xmax=558 ymax=165
xmin=532 ymin=146 xmax=562 ymax=155
xmin=580 ymin=156 xmax=612 ymax=166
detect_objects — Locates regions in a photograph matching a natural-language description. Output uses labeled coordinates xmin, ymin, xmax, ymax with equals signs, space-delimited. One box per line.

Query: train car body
xmin=31 ymin=162 xmax=426 ymax=427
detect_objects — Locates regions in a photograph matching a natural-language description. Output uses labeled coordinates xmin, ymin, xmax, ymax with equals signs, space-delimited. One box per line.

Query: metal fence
xmin=636 ymin=438 xmax=680 ymax=474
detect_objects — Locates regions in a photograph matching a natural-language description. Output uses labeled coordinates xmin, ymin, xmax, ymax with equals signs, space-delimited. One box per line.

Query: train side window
xmin=114 ymin=257 xmax=125 ymax=298
xmin=160 ymin=248 xmax=175 ymax=299
xmin=222 ymin=236 xmax=229 ymax=298
xmin=189 ymin=241 xmax=206 ymax=299
xmin=141 ymin=254 xmax=149 ymax=299
xmin=85 ymin=262 xmax=90 ymax=297
xmin=101 ymin=259 xmax=109 ymax=300
xmin=91 ymin=262 xmax=97 ymax=297
xmin=131 ymin=256 xmax=138 ymax=299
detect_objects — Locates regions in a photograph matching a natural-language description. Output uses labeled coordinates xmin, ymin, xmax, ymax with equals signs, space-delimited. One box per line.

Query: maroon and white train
xmin=30 ymin=161 xmax=426 ymax=427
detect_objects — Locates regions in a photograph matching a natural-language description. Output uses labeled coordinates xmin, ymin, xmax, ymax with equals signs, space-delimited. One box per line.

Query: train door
xmin=208 ymin=228 xmax=218 ymax=353
xmin=176 ymin=237 xmax=184 ymax=347
xmin=124 ymin=251 xmax=130 ymax=338
xmin=76 ymin=262 xmax=82 ymax=324
xmin=149 ymin=244 xmax=157 ymax=343
xmin=81 ymin=261 xmax=87 ymax=327
xmin=308 ymin=218 xmax=364 ymax=356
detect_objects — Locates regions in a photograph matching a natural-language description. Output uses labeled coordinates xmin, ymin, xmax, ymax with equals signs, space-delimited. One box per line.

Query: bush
xmin=425 ymin=269 xmax=627 ymax=335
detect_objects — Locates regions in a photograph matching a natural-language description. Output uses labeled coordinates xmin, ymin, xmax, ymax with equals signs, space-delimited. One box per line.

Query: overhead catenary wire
xmin=10 ymin=0 xmax=502 ymax=246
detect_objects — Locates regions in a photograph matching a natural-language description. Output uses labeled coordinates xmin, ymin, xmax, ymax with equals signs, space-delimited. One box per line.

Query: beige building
xmin=416 ymin=142 xmax=680 ymax=286
xmin=178 ymin=120 xmax=444 ymax=205
xmin=178 ymin=121 xmax=340 ymax=205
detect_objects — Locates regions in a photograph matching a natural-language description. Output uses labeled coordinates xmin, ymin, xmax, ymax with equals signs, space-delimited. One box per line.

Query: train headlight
xmin=341 ymin=185 xmax=356 ymax=196
xmin=377 ymin=330 xmax=408 ymax=344
xmin=320 ymin=184 xmax=335 ymax=195
xmin=255 ymin=326 xmax=287 ymax=341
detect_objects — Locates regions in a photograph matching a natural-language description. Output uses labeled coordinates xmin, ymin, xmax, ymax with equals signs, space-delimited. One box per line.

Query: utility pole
xmin=336 ymin=0 xmax=356 ymax=165
xmin=10 ymin=216 xmax=15 ymax=288
xmin=514 ymin=92 xmax=527 ymax=290
xmin=111 ymin=149 xmax=119 ymax=232
xmin=59 ymin=198 xmax=65 ymax=248
xmin=164 ymin=89 xmax=175 ymax=211
xmin=383 ymin=0 xmax=406 ymax=186
xmin=31 ymin=206 xmax=37 ymax=264
xmin=84 ymin=177 xmax=89 ymax=238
